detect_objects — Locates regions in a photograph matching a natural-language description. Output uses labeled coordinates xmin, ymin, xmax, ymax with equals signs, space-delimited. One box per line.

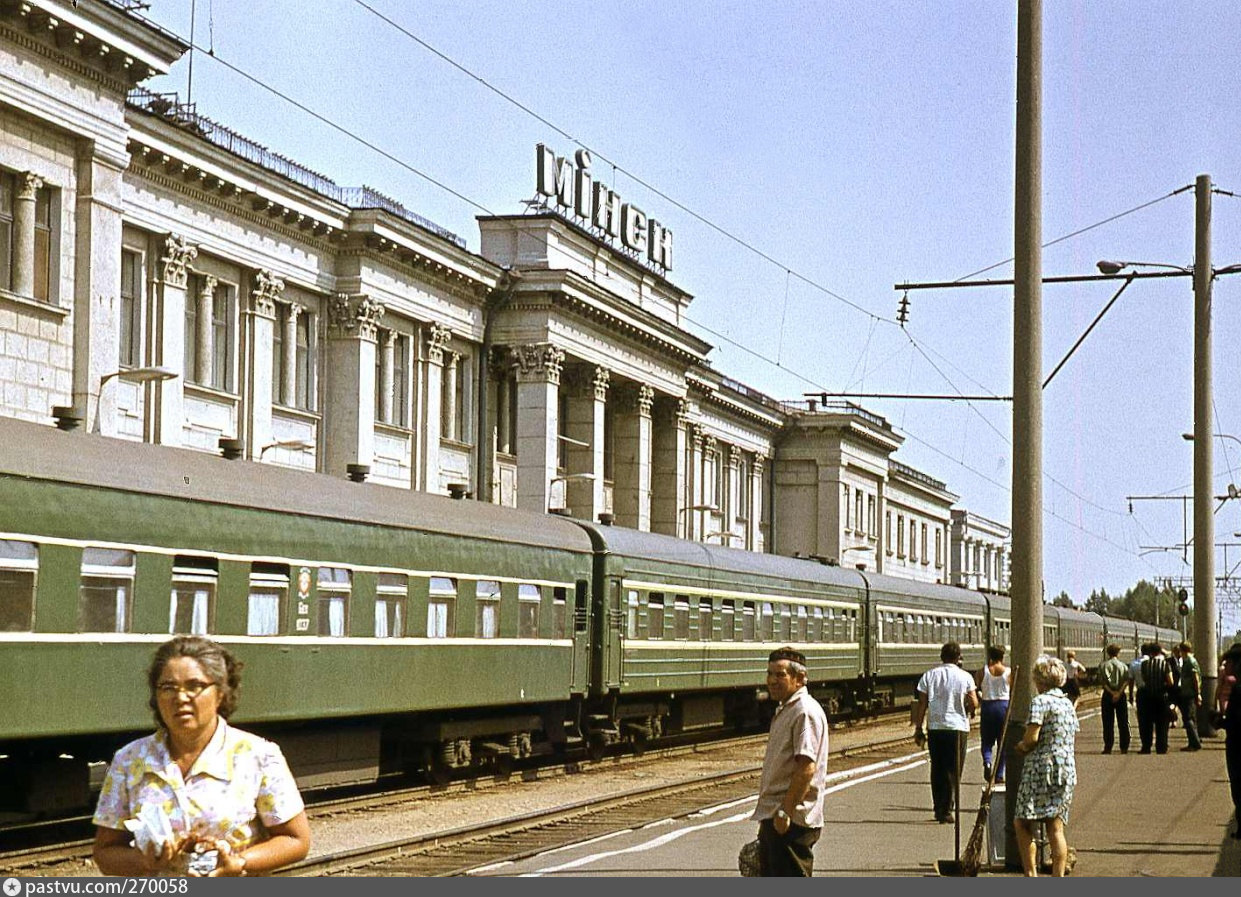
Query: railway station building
xmin=0 ymin=0 xmax=1007 ymax=587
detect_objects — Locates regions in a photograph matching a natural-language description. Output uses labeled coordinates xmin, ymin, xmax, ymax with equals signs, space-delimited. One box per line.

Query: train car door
xmin=572 ymin=577 xmax=591 ymax=693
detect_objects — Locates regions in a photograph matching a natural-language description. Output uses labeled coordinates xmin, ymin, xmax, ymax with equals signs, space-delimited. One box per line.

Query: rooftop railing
xmin=890 ymin=459 xmax=948 ymax=492
xmin=126 ymin=88 xmax=466 ymax=248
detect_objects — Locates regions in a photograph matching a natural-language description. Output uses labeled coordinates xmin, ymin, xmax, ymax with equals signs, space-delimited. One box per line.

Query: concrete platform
xmin=478 ymin=707 xmax=1239 ymax=877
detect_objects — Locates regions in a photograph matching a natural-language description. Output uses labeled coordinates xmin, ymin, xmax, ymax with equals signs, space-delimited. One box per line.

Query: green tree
xmin=1084 ymin=588 xmax=1112 ymax=615
xmin=1051 ymin=590 xmax=1074 ymax=608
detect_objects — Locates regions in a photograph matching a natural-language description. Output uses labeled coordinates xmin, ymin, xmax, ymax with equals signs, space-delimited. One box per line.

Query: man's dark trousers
xmin=757 ymin=818 xmax=820 ymax=876
xmin=1101 ymin=691 xmax=1130 ymax=753
xmin=927 ymin=729 xmax=966 ymax=820
xmin=1137 ymin=689 xmax=1170 ymax=753
xmin=1177 ymin=695 xmax=1202 ymax=749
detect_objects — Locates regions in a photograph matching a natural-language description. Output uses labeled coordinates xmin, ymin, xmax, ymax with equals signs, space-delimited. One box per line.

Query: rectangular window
xmin=795 ymin=605 xmax=807 ymax=641
xmin=120 ymin=250 xmax=142 ymax=367
xmin=741 ymin=601 xmax=756 ymax=641
xmin=698 ymin=598 xmax=713 ymax=641
xmin=673 ymin=595 xmax=690 ymax=640
xmin=721 ymin=599 xmax=735 ymax=641
xmin=393 ymin=333 xmax=409 ymax=427
xmin=247 ymin=565 xmax=287 ymax=636
xmin=375 ymin=572 xmax=407 ymax=638
xmin=518 ymin=583 xmax=541 ymax=638
xmin=885 ymin=512 xmax=893 ymax=555
xmin=921 ymin=523 xmax=929 ymax=564
xmin=296 ymin=310 xmax=313 ymax=411
xmin=855 ymin=491 xmax=864 ymax=536
xmin=317 ymin=567 xmax=351 ymax=637
xmin=909 ymin=519 xmax=918 ymax=562
xmin=171 ymin=558 xmax=217 ymax=635
xmin=553 ymin=586 xmax=568 ymax=639
xmin=760 ymin=602 xmax=774 ymax=640
xmin=737 ymin=459 xmax=750 ymax=520
xmin=0 ymin=539 xmax=37 ymax=632
xmin=897 ymin=516 xmax=906 ymax=558
xmin=812 ymin=606 xmax=824 ymax=641
xmin=273 ymin=304 xmax=285 ymax=405
xmin=935 ymin=528 xmax=943 ymax=568
xmin=867 ymin=495 xmax=876 ymax=537
xmin=843 ymin=485 xmax=851 ymax=531
xmin=647 ymin=593 xmax=665 ymax=639
xmin=626 ymin=589 xmax=639 ymax=638
xmin=78 ymin=547 xmax=134 ymax=633
xmin=475 ymin=579 xmax=501 ymax=638
xmin=428 ymin=577 xmax=456 ymax=638
xmin=33 ymin=185 xmax=51 ymax=302
xmin=0 ymin=173 xmax=12 ymax=291
xmin=212 ymin=282 xmax=236 ymax=393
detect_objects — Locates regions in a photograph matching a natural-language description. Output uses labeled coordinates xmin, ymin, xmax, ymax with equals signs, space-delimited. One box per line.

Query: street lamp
xmin=260 ymin=438 xmax=315 ymax=458
xmin=1182 ymin=433 xmax=1241 ymax=499
xmin=704 ymin=531 xmax=740 ymax=544
xmin=1096 ymin=259 xmax=1190 ymax=276
xmin=91 ymin=365 xmax=178 ymax=433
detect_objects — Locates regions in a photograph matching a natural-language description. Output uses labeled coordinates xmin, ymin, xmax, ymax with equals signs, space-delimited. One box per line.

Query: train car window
xmin=811 ymin=607 xmax=823 ymax=641
xmin=647 ymin=593 xmax=665 ymax=639
xmin=795 ymin=605 xmax=807 ymax=641
xmin=78 ymin=547 xmax=135 ymax=633
xmin=626 ymin=590 xmax=639 ymax=638
xmin=779 ymin=605 xmax=791 ymax=639
xmin=742 ymin=601 xmax=756 ymax=640
xmin=428 ymin=577 xmax=456 ymax=638
xmin=721 ymin=599 xmax=735 ymax=640
xmin=554 ymin=587 xmax=569 ymax=639
xmin=171 ymin=557 xmax=217 ymax=635
xmin=247 ymin=566 xmax=287 ymax=636
xmin=759 ymin=602 xmax=774 ymax=641
xmin=518 ymin=583 xmax=541 ymax=638
xmin=574 ymin=580 xmax=588 ymax=633
xmin=0 ymin=539 xmax=37 ymax=632
xmin=699 ymin=598 xmax=713 ymax=641
xmin=316 ymin=567 xmax=351 ymax=637
xmin=673 ymin=596 xmax=690 ymax=640
xmin=375 ymin=573 xmax=407 ymax=638
xmin=475 ymin=580 xmax=501 ymax=639
xmin=848 ymin=609 xmax=858 ymax=643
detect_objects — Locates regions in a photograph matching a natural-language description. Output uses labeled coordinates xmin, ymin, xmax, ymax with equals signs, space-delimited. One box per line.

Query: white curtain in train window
xmin=375 ymin=600 xmax=389 ymax=638
xmin=247 ymin=591 xmax=281 ymax=636
xmin=170 ymin=585 xmax=212 ymax=635
xmin=476 ymin=580 xmax=500 ymax=639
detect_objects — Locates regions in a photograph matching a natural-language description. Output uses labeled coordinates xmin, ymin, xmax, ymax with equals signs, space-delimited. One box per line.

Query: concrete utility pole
xmin=1193 ymin=173 xmax=1219 ymax=735
xmin=1004 ymin=0 xmax=1043 ymax=869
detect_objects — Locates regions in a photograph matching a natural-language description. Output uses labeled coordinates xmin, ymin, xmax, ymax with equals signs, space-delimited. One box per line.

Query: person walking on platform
xmin=1013 ymin=655 xmax=1080 ymax=877
xmin=911 ymin=642 xmax=978 ymax=823
xmin=1138 ymin=643 xmax=1175 ymax=754
xmin=1099 ymin=643 xmax=1131 ymax=754
xmin=1174 ymin=641 xmax=1202 ymax=751
xmin=1219 ymin=643 xmax=1241 ymax=838
xmin=976 ymin=645 xmax=1011 ymax=782
xmin=1063 ymin=650 xmax=1086 ymax=706
xmin=751 ymin=647 xmax=828 ymax=876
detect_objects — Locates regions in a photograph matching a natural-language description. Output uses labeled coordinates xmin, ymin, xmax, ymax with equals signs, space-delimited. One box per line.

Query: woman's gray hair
xmin=147 ymin=636 xmax=243 ymax=729
xmin=1032 ymin=654 xmax=1067 ymax=691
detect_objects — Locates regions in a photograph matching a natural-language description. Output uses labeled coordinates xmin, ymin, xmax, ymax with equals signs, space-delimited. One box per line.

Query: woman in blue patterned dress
xmin=1013 ymin=654 xmax=1079 ymax=876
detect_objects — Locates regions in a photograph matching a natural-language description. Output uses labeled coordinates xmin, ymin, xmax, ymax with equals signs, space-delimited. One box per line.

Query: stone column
xmin=246 ymin=270 xmax=282 ymax=459
xmin=612 ymin=384 xmax=653 ymax=530
xmin=282 ymin=301 xmax=302 ymax=407
xmin=152 ymin=234 xmax=197 ymax=446
xmin=378 ymin=328 xmax=395 ymax=424
xmin=195 ymin=275 xmax=216 ymax=386
xmin=443 ymin=351 xmax=461 ymax=441
xmin=751 ymin=453 xmax=766 ymax=552
xmin=651 ymin=397 xmax=688 ymax=536
xmin=11 ymin=172 xmax=41 ymax=298
xmin=564 ymin=365 xmax=608 ymax=521
xmin=72 ymin=157 xmax=125 ymax=437
xmin=324 ymin=293 xmax=384 ymax=479
xmin=420 ymin=323 xmax=451 ymax=491
xmin=513 ymin=342 xmax=564 ymax=513
xmin=688 ymin=427 xmax=707 ymax=540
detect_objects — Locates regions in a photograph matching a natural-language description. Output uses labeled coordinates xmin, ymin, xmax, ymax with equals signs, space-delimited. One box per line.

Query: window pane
xmin=120 ymin=251 xmax=141 ymax=367
xmin=553 ymin=586 xmax=568 ymax=639
xmin=518 ymin=584 xmax=540 ymax=638
xmin=247 ymin=591 xmax=281 ymax=636
xmin=721 ymin=599 xmax=735 ymax=641
xmin=647 ymin=595 xmax=664 ymax=639
xmin=476 ymin=580 xmax=501 ymax=599
xmin=378 ymin=573 xmax=408 ymax=591
xmin=171 ymin=583 xmax=214 ymax=635
xmin=0 ymin=540 xmax=37 ymax=561
xmin=430 ymin=576 xmax=456 ymax=595
xmin=212 ymin=284 xmax=235 ymax=392
xmin=0 ymin=569 xmax=35 ymax=631
xmin=318 ymin=595 xmax=345 ymax=637
xmin=699 ymin=599 xmax=713 ymax=641
xmin=626 ymin=590 xmax=639 ymax=638
xmin=476 ymin=598 xmax=498 ymax=638
xmin=673 ymin=596 xmax=689 ymax=640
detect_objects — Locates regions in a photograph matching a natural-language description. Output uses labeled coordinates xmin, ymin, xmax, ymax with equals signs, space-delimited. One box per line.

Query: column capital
xmin=328 ymin=293 xmax=385 ymax=341
xmin=17 ymin=172 xmax=43 ymax=200
xmin=728 ymin=444 xmax=743 ymax=466
xmin=514 ymin=342 xmax=566 ymax=385
xmin=197 ymin=274 xmax=218 ymax=299
xmin=638 ymin=384 xmax=655 ymax=417
xmin=252 ymin=269 xmax=285 ymax=318
xmin=592 ymin=366 xmax=611 ymax=401
xmin=159 ymin=233 xmax=198 ymax=289
xmin=690 ymin=424 xmax=706 ymax=450
xmin=427 ymin=322 xmax=453 ymax=365
xmin=752 ymin=453 xmax=766 ymax=475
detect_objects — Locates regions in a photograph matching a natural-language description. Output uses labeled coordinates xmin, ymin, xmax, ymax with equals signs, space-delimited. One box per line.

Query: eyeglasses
xmin=156 ymin=680 xmax=216 ymax=699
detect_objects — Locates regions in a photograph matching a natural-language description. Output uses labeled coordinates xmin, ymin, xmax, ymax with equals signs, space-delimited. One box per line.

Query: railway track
xmin=283 ymin=732 xmax=922 ymax=877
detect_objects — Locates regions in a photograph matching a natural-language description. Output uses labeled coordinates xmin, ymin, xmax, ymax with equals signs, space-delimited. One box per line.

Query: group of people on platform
xmin=89 ymin=632 xmax=1241 ymax=878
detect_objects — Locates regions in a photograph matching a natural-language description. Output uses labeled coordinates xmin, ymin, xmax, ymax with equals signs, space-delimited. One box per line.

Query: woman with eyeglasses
xmin=92 ymin=636 xmax=311 ymax=876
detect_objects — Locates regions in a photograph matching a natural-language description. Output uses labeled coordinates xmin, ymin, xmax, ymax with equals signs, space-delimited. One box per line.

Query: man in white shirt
xmin=911 ymin=642 xmax=979 ymax=823
xmin=751 ymin=647 xmax=829 ymax=876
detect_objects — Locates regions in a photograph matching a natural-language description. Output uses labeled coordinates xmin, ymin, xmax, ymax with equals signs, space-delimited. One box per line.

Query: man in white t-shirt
xmin=911 ymin=642 xmax=979 ymax=823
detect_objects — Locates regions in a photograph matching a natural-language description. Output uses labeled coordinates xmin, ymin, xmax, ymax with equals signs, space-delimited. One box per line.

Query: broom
xmin=959 ymin=664 xmax=1019 ymax=877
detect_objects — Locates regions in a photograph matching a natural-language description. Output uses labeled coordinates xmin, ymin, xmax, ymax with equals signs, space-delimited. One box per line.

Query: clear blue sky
xmin=136 ymin=0 xmax=1241 ymax=633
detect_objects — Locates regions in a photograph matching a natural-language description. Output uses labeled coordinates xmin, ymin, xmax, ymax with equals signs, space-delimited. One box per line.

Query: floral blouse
xmin=93 ymin=719 xmax=304 ymax=853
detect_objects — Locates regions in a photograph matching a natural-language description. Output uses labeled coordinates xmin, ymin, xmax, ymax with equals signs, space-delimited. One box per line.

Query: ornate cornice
xmin=158 ymin=233 xmax=197 ymax=289
xmin=0 ymin=22 xmax=133 ymax=95
xmin=328 ymin=293 xmax=385 ymax=341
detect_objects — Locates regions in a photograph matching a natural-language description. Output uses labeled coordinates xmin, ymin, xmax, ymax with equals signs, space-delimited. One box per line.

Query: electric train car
xmin=0 ymin=416 xmax=1181 ymax=815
